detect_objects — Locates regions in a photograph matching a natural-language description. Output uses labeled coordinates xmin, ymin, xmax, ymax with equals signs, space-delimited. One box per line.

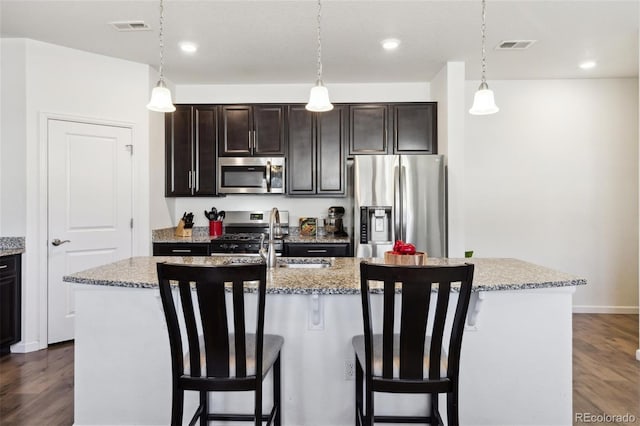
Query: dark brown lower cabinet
xmin=152 ymin=243 xmax=211 ymax=256
xmin=285 ymin=243 xmax=351 ymax=257
xmin=0 ymin=254 xmax=21 ymax=355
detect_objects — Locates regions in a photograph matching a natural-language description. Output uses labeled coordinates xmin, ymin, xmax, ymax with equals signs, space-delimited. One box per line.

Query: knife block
xmin=174 ymin=219 xmax=192 ymax=237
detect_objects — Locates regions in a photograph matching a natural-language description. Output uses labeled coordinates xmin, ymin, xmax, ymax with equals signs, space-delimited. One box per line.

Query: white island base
xmin=74 ymin=283 xmax=575 ymax=426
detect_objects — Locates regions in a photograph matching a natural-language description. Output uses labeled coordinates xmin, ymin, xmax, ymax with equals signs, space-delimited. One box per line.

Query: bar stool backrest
xmin=156 ymin=262 xmax=268 ymax=380
xmin=359 ymin=261 xmax=475 ymax=381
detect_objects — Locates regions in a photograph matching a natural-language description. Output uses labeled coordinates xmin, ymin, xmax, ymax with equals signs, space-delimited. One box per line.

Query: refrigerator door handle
xmin=400 ymin=164 xmax=408 ymax=242
xmin=393 ymin=163 xmax=401 ymax=242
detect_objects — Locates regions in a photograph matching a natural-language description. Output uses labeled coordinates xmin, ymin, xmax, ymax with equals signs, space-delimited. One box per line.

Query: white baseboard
xmin=10 ymin=340 xmax=44 ymax=353
xmin=573 ymin=305 xmax=639 ymax=314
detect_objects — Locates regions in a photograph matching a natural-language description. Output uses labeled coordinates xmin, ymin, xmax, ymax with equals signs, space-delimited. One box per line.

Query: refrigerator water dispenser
xmin=359 ymin=206 xmax=392 ymax=244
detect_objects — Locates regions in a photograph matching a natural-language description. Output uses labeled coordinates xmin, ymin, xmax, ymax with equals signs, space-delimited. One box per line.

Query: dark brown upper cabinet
xmin=165 ymin=105 xmax=218 ymax=197
xmin=391 ymin=102 xmax=437 ymax=154
xmin=348 ymin=104 xmax=389 ymax=155
xmin=218 ymin=105 xmax=285 ymax=157
xmin=287 ymin=105 xmax=347 ymax=197
xmin=348 ymin=102 xmax=437 ymax=155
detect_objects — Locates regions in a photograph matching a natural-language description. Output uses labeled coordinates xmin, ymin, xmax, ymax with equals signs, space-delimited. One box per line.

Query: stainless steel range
xmin=210 ymin=210 xmax=289 ymax=255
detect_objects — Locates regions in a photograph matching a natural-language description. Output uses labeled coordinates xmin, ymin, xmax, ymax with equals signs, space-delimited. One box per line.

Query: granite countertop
xmin=64 ymin=256 xmax=586 ymax=294
xmin=0 ymin=237 xmax=25 ymax=257
xmin=152 ymin=227 xmax=351 ymax=244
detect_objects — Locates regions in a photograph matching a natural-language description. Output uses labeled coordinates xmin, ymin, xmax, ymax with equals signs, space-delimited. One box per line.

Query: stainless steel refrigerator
xmin=354 ymin=155 xmax=446 ymax=258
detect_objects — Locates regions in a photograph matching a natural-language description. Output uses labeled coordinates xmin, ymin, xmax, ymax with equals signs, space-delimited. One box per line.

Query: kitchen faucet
xmin=259 ymin=207 xmax=280 ymax=268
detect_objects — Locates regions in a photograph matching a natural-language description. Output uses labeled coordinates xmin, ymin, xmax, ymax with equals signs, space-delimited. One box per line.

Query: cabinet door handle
xmin=171 ymin=249 xmax=192 ymax=253
xmin=188 ymin=171 xmax=192 ymax=189
xmin=0 ymin=265 xmax=7 ymax=270
xmin=307 ymin=249 xmax=328 ymax=253
xmin=252 ymin=130 xmax=257 ymax=153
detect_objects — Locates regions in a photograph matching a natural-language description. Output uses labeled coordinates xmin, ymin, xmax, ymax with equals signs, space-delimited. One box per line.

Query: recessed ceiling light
xmin=179 ymin=42 xmax=198 ymax=54
xmin=381 ymin=38 xmax=400 ymax=51
xmin=579 ymin=61 xmax=597 ymax=70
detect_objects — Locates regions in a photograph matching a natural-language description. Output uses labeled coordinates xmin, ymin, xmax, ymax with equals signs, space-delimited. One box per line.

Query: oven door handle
xmin=265 ymin=160 xmax=272 ymax=192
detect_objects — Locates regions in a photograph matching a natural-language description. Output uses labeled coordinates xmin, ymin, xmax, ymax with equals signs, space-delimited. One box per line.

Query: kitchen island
xmin=65 ymin=257 xmax=585 ymax=426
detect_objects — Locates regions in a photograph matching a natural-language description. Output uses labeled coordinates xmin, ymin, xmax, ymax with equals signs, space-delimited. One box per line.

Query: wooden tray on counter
xmin=383 ymin=251 xmax=427 ymax=265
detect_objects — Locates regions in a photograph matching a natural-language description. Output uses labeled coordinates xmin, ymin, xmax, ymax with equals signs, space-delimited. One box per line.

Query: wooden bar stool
xmin=353 ymin=261 xmax=475 ymax=426
xmin=157 ymin=262 xmax=283 ymax=426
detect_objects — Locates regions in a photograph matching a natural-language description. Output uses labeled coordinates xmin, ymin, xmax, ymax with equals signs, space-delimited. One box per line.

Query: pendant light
xmin=469 ymin=0 xmax=499 ymax=115
xmin=147 ymin=0 xmax=176 ymax=113
xmin=306 ymin=0 xmax=333 ymax=112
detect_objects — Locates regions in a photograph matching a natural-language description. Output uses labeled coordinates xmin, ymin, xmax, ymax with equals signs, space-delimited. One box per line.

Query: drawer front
xmin=0 ymin=255 xmax=17 ymax=277
xmin=286 ymin=243 xmax=350 ymax=257
xmin=153 ymin=244 xmax=210 ymax=256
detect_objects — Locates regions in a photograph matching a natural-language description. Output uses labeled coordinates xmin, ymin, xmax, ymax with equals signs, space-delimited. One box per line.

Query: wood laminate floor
xmin=0 ymin=314 xmax=637 ymax=425
xmin=573 ymin=314 xmax=639 ymax=426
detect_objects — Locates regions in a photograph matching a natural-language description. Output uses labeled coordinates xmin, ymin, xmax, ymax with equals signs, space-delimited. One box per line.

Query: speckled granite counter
xmin=284 ymin=234 xmax=350 ymax=244
xmin=0 ymin=237 xmax=25 ymax=257
xmin=64 ymin=256 xmax=586 ymax=294
xmin=152 ymin=227 xmax=212 ymax=243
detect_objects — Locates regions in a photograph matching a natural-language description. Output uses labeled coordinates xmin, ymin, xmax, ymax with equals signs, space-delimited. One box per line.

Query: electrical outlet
xmin=344 ymin=360 xmax=355 ymax=380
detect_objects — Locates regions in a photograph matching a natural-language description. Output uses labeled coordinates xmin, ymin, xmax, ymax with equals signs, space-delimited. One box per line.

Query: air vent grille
xmin=496 ymin=40 xmax=536 ymax=50
xmin=110 ymin=21 xmax=151 ymax=32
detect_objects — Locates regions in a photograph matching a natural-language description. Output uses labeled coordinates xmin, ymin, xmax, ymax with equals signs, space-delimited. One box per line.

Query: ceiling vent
xmin=495 ymin=40 xmax=536 ymax=50
xmin=109 ymin=21 xmax=151 ymax=32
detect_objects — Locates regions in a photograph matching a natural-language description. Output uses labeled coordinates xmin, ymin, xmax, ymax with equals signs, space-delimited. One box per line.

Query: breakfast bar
xmin=65 ymin=257 xmax=586 ymax=426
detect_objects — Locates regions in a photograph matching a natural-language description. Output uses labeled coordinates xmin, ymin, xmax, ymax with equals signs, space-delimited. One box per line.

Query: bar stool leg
xmin=274 ymin=354 xmax=282 ymax=426
xmin=355 ymin=357 xmax=363 ymax=425
xmin=199 ymin=391 xmax=207 ymax=426
xmin=171 ymin=387 xmax=184 ymax=426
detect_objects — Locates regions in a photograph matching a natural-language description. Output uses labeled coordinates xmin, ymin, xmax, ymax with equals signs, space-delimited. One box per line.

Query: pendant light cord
xmin=158 ymin=0 xmax=165 ymax=83
xmin=316 ymin=0 xmax=323 ymax=82
xmin=480 ymin=0 xmax=487 ymax=85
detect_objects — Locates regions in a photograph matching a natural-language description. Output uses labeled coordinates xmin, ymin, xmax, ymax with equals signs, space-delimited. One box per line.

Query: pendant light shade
xmin=147 ymin=80 xmax=176 ymax=112
xmin=469 ymin=0 xmax=498 ymax=115
xmin=469 ymin=82 xmax=499 ymax=115
xmin=306 ymin=80 xmax=333 ymax=112
xmin=147 ymin=0 xmax=175 ymax=113
xmin=306 ymin=0 xmax=333 ymax=112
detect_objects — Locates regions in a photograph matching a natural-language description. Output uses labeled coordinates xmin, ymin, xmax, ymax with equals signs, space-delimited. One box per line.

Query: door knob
xmin=51 ymin=239 xmax=71 ymax=246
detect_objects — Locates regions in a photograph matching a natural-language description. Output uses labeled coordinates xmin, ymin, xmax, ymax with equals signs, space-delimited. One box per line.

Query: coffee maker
xmin=325 ymin=206 xmax=347 ymax=237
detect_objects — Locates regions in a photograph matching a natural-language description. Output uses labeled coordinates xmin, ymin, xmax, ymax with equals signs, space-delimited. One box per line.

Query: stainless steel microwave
xmin=218 ymin=157 xmax=285 ymax=194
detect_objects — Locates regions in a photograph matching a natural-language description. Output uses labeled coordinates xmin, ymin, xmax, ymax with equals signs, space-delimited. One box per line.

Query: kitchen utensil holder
xmin=175 ymin=219 xmax=193 ymax=237
xmin=209 ymin=220 xmax=223 ymax=237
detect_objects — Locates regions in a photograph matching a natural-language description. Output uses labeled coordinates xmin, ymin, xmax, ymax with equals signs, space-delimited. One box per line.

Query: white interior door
xmin=48 ymin=119 xmax=133 ymax=344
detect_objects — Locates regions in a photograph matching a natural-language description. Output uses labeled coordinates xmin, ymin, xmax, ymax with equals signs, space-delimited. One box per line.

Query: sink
xmin=277 ymin=258 xmax=332 ymax=269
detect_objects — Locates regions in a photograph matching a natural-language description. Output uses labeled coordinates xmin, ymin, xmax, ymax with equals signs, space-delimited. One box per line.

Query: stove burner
xmin=210 ymin=232 xmax=283 ymax=255
xmin=217 ymin=233 xmax=264 ymax=242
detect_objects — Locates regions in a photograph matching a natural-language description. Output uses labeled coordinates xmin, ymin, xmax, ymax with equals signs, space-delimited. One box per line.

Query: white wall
xmin=166 ymin=82 xmax=432 ymax=230
xmin=0 ymin=39 xmax=27 ymax=235
xmin=465 ymin=78 xmax=639 ymax=313
xmin=0 ymin=38 xmax=153 ymax=351
xmin=431 ymin=62 xmax=466 ymax=257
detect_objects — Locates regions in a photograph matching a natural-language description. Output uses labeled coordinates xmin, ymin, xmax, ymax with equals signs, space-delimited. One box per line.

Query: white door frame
xmin=37 ymin=112 xmax=137 ymax=348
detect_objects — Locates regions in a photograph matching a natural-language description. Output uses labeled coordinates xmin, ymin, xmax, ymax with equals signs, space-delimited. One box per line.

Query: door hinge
xmin=130 ymin=218 xmax=134 ymax=229
xmin=125 ymin=144 xmax=133 ymax=155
